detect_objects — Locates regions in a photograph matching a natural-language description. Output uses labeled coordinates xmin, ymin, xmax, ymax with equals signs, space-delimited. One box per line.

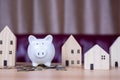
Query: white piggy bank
xmin=27 ymin=35 xmax=55 ymax=67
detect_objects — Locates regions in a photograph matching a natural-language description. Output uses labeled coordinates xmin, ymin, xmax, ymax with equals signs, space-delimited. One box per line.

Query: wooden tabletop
xmin=0 ymin=64 xmax=120 ymax=80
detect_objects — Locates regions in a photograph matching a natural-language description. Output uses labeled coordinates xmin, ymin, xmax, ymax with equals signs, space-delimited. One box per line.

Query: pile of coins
xmin=16 ymin=65 xmax=42 ymax=72
xmin=56 ymin=65 xmax=67 ymax=71
xmin=16 ymin=64 xmax=66 ymax=72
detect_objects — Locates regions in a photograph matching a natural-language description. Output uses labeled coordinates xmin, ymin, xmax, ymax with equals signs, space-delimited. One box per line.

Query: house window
xmin=101 ymin=55 xmax=105 ymax=60
xmin=9 ymin=51 xmax=12 ymax=54
xmin=0 ymin=40 xmax=2 ymax=44
xmin=71 ymin=50 xmax=74 ymax=54
xmin=71 ymin=60 xmax=74 ymax=64
xmin=10 ymin=40 xmax=13 ymax=45
xmin=77 ymin=49 xmax=80 ymax=54
xmin=77 ymin=60 xmax=80 ymax=64
xmin=0 ymin=51 xmax=2 ymax=54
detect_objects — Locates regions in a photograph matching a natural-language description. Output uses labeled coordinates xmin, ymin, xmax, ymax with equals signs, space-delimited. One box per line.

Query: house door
xmin=115 ymin=62 xmax=118 ymax=67
xmin=65 ymin=60 xmax=69 ymax=66
xmin=4 ymin=60 xmax=7 ymax=66
xmin=90 ymin=64 xmax=94 ymax=70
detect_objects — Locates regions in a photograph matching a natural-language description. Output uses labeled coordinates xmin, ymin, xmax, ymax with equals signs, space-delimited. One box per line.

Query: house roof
xmin=110 ymin=36 xmax=120 ymax=48
xmin=0 ymin=25 xmax=15 ymax=37
xmin=85 ymin=44 xmax=109 ymax=55
xmin=62 ymin=35 xmax=81 ymax=48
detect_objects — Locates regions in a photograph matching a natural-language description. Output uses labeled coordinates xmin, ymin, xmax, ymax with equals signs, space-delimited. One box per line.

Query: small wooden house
xmin=0 ymin=26 xmax=16 ymax=67
xmin=84 ymin=44 xmax=109 ymax=70
xmin=62 ymin=35 xmax=82 ymax=67
xmin=110 ymin=36 xmax=120 ymax=67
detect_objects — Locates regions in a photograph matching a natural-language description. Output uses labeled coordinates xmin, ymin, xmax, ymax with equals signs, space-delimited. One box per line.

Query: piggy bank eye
xmin=36 ymin=43 xmax=39 ymax=45
xmin=42 ymin=43 xmax=44 ymax=45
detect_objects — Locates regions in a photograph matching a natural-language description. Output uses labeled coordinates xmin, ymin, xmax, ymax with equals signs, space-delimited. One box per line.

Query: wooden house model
xmin=110 ymin=36 xmax=120 ymax=67
xmin=62 ymin=35 xmax=82 ymax=67
xmin=0 ymin=26 xmax=16 ymax=67
xmin=84 ymin=44 xmax=110 ymax=70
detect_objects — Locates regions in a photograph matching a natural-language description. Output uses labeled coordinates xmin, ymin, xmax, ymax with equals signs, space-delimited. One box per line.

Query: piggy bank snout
xmin=37 ymin=51 xmax=47 ymax=58
xmin=34 ymin=49 xmax=47 ymax=58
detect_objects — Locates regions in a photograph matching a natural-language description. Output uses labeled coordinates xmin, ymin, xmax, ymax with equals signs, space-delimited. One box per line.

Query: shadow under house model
xmin=62 ymin=35 xmax=82 ymax=67
xmin=110 ymin=36 xmax=120 ymax=67
xmin=84 ymin=44 xmax=110 ymax=70
xmin=0 ymin=26 xmax=16 ymax=68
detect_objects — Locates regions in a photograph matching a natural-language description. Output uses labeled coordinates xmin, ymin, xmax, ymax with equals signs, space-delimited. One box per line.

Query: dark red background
xmin=16 ymin=34 xmax=118 ymax=63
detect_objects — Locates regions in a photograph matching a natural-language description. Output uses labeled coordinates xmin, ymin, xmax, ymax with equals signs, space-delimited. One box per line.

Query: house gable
xmin=62 ymin=35 xmax=80 ymax=48
xmin=84 ymin=44 xmax=109 ymax=70
xmin=85 ymin=45 xmax=109 ymax=56
xmin=0 ymin=26 xmax=16 ymax=67
xmin=110 ymin=36 xmax=120 ymax=67
xmin=110 ymin=36 xmax=120 ymax=48
xmin=62 ymin=35 xmax=82 ymax=67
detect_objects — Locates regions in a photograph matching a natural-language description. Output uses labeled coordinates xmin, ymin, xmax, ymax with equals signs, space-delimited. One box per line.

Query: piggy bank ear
xmin=28 ymin=35 xmax=37 ymax=43
xmin=44 ymin=35 xmax=53 ymax=42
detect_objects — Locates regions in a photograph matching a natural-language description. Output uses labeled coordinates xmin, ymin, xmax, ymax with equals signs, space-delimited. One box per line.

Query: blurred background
xmin=0 ymin=0 xmax=120 ymax=34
